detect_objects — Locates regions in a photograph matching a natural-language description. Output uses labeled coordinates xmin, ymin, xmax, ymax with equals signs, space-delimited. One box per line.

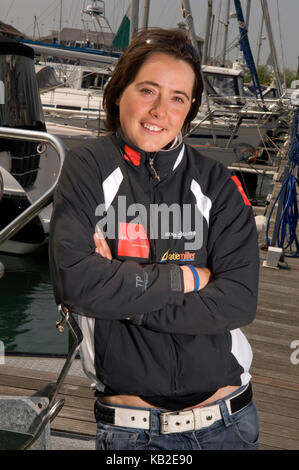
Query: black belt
xmin=94 ymin=383 xmax=253 ymax=434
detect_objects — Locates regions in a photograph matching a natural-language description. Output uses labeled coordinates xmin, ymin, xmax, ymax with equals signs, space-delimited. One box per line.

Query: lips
xmin=142 ymin=122 xmax=164 ymax=132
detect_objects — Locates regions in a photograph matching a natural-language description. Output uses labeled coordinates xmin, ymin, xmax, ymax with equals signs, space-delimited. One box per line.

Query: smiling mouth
xmin=142 ymin=122 xmax=164 ymax=132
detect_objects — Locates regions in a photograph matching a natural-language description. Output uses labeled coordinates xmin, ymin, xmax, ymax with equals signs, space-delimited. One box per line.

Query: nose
xmin=149 ymin=94 xmax=167 ymax=119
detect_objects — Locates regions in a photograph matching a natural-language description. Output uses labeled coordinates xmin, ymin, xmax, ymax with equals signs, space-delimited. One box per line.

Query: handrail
xmin=0 ymin=127 xmax=66 ymax=246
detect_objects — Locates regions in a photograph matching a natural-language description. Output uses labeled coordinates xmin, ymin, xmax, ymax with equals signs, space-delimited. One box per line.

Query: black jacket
xmin=49 ymin=130 xmax=259 ymax=398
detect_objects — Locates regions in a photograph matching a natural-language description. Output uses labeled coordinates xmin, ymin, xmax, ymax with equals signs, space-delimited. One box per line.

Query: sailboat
xmin=34 ymin=0 xmax=126 ymax=135
xmin=185 ymin=0 xmax=289 ymax=168
xmin=0 ymin=37 xmax=63 ymax=254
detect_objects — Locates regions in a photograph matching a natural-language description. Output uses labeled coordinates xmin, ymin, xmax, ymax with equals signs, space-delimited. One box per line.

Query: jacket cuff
xmin=129 ymin=264 xmax=184 ymax=326
xmin=161 ymin=263 xmax=184 ymax=306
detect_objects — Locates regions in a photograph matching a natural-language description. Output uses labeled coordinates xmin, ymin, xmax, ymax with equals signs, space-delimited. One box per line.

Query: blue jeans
xmin=95 ymin=386 xmax=259 ymax=450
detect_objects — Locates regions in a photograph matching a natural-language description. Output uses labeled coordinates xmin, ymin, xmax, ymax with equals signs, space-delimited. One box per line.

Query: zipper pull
xmin=149 ymin=156 xmax=160 ymax=182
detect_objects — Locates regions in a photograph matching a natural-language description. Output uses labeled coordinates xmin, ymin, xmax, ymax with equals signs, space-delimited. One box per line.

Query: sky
xmin=1 ymin=0 xmax=298 ymax=72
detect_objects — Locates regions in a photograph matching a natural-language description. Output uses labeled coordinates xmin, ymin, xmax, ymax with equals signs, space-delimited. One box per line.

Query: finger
xmin=94 ymin=227 xmax=112 ymax=259
xmin=93 ymin=232 xmax=103 ymax=249
xmin=93 ymin=233 xmax=112 ymax=260
xmin=95 ymin=225 xmax=105 ymax=240
xmin=93 ymin=233 xmax=105 ymax=255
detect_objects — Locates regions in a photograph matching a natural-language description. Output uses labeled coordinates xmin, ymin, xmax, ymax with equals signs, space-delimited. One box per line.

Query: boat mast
xmin=81 ymin=1 xmax=114 ymax=47
xmin=130 ymin=0 xmax=139 ymax=42
xmin=202 ymin=0 xmax=213 ymax=64
xmin=181 ymin=0 xmax=199 ymax=54
xmin=58 ymin=0 xmax=63 ymax=44
xmin=256 ymin=15 xmax=264 ymax=68
xmin=142 ymin=0 xmax=150 ymax=29
xmin=221 ymin=0 xmax=230 ymax=66
xmin=260 ymin=0 xmax=283 ymax=96
xmin=245 ymin=0 xmax=251 ymax=29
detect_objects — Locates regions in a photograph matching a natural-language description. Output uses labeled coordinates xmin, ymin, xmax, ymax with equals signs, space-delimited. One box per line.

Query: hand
xmin=180 ymin=266 xmax=211 ymax=293
xmin=93 ymin=227 xmax=112 ymax=260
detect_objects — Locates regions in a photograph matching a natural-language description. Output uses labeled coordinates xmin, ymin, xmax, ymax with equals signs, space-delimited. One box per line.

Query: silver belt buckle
xmin=160 ymin=410 xmax=195 ymax=434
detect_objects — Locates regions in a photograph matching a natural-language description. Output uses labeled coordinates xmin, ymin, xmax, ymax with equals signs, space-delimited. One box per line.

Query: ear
xmin=192 ymin=98 xmax=196 ymax=103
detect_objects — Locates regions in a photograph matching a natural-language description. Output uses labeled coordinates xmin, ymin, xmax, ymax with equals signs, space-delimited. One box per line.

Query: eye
xmin=173 ymin=96 xmax=184 ymax=103
xmin=140 ymin=88 xmax=153 ymax=95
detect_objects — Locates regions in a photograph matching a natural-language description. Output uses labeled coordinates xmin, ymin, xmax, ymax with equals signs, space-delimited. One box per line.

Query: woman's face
xmin=117 ymin=52 xmax=195 ymax=152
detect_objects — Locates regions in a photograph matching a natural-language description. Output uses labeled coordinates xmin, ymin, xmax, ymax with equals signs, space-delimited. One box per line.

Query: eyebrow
xmin=135 ymin=81 xmax=191 ymax=101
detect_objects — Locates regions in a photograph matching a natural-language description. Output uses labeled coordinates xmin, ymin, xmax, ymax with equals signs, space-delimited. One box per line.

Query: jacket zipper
xmin=148 ymin=153 xmax=178 ymax=392
xmin=148 ymin=154 xmax=160 ymax=182
xmin=147 ymin=153 xmax=159 ymax=262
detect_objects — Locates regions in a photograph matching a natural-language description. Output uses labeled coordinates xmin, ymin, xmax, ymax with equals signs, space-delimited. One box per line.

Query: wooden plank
xmin=251 ymin=366 xmax=299 ymax=385
xmin=258 ymin=429 xmax=299 ymax=450
xmin=246 ymin=333 xmax=292 ymax=347
xmin=258 ymin=411 xmax=299 ymax=432
xmin=0 ymin=364 xmax=92 ymax=387
xmin=250 ymin=356 xmax=298 ymax=377
xmin=252 ymin=375 xmax=299 ymax=393
xmin=0 ymin=374 xmax=94 ymax=402
xmin=0 ymin=386 xmax=93 ymax=412
xmin=51 ymin=416 xmax=96 ymax=437
xmin=254 ymin=394 xmax=299 ymax=416
xmin=245 ymin=318 xmax=299 ymax=335
xmin=259 ymin=443 xmax=284 ymax=450
xmin=57 ymin=406 xmax=94 ymax=422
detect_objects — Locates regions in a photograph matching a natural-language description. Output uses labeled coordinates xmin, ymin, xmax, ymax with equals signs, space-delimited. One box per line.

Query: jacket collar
xmin=115 ymin=128 xmax=185 ymax=176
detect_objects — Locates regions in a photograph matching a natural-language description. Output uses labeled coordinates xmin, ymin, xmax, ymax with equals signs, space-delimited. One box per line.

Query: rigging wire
xmin=23 ymin=0 xmax=58 ymax=35
xmin=4 ymin=0 xmax=16 ymax=22
xmin=276 ymin=0 xmax=286 ymax=87
xmin=265 ymin=109 xmax=299 ymax=256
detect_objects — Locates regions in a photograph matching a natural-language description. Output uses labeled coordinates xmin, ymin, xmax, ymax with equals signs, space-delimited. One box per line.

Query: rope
xmin=266 ymin=109 xmax=299 ymax=256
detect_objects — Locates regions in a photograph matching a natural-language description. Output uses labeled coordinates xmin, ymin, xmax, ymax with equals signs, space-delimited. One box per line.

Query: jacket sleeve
xmin=49 ymin=146 xmax=184 ymax=320
xmin=137 ymin=174 xmax=259 ymax=335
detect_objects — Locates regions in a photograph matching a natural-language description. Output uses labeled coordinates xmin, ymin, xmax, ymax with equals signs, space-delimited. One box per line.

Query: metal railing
xmin=0 ymin=129 xmax=83 ymax=449
xmin=0 ymin=126 xmax=66 ymax=246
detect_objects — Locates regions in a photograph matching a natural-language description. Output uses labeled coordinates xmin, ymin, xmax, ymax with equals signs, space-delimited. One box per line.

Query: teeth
xmin=143 ymin=123 xmax=163 ymax=132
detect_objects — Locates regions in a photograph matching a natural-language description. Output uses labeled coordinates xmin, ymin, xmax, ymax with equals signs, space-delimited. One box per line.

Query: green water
xmin=0 ymin=246 xmax=68 ymax=355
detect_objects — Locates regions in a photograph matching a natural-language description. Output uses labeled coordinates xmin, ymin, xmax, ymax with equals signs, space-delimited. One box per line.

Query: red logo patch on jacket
xmin=124 ymin=145 xmax=141 ymax=166
xmin=231 ymin=175 xmax=251 ymax=206
xmin=118 ymin=222 xmax=149 ymax=258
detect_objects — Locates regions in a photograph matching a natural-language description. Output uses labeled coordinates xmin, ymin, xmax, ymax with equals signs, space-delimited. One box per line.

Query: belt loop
xmin=150 ymin=409 xmax=161 ymax=436
xmin=219 ymin=400 xmax=233 ymax=428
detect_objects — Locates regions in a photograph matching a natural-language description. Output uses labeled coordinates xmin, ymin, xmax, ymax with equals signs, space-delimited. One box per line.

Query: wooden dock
xmin=243 ymin=254 xmax=299 ymax=450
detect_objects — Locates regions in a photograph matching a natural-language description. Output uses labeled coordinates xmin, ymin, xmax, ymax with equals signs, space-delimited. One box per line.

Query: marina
xmin=1 ymin=0 xmax=299 ymax=451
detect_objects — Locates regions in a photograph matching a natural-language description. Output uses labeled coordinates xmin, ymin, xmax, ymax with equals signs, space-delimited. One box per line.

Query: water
xmin=0 ymin=245 xmax=68 ymax=355
xmin=234 ymin=168 xmax=274 ymax=206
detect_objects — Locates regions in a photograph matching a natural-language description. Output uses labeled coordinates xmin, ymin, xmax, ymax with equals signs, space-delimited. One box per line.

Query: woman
xmin=49 ymin=28 xmax=260 ymax=450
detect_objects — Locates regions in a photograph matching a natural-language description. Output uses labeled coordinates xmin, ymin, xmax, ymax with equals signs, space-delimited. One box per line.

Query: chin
xmin=137 ymin=137 xmax=172 ymax=153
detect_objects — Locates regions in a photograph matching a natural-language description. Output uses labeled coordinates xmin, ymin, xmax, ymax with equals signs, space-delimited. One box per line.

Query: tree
xmin=244 ymin=65 xmax=296 ymax=88
xmin=280 ymin=68 xmax=297 ymax=88
xmin=244 ymin=64 xmax=272 ymax=85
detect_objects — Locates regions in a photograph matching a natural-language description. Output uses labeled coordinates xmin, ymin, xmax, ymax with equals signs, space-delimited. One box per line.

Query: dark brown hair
xmin=103 ymin=28 xmax=203 ymax=135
